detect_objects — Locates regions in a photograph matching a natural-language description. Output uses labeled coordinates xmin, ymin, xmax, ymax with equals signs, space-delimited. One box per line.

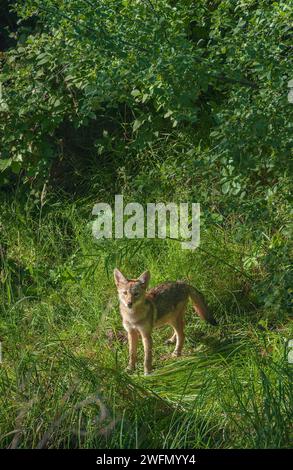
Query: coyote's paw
xmin=125 ymin=365 xmax=135 ymax=374
xmin=165 ymin=334 xmax=176 ymax=345
xmin=171 ymin=350 xmax=182 ymax=358
xmin=165 ymin=338 xmax=176 ymax=345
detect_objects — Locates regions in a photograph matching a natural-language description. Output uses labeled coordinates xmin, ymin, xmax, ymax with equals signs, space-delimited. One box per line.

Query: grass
xmin=0 ymin=193 xmax=292 ymax=449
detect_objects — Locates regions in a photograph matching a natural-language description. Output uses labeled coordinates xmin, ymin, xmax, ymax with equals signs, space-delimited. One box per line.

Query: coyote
xmin=114 ymin=269 xmax=217 ymax=375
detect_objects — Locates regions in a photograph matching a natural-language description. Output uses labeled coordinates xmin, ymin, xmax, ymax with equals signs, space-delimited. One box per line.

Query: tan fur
xmin=114 ymin=269 xmax=217 ymax=375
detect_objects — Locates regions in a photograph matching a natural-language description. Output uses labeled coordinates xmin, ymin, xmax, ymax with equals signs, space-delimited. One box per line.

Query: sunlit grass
xmin=0 ymin=195 xmax=292 ymax=448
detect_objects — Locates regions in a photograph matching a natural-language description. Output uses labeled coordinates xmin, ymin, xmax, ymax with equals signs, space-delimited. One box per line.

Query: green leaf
xmin=221 ymin=181 xmax=230 ymax=194
xmin=37 ymin=54 xmax=51 ymax=66
xmin=0 ymin=159 xmax=12 ymax=171
xmin=164 ymin=110 xmax=173 ymax=118
xmin=133 ymin=118 xmax=145 ymax=132
xmin=131 ymin=89 xmax=141 ymax=98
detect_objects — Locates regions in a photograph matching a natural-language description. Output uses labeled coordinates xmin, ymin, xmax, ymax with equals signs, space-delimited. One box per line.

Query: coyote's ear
xmin=114 ymin=268 xmax=127 ymax=286
xmin=138 ymin=270 xmax=150 ymax=288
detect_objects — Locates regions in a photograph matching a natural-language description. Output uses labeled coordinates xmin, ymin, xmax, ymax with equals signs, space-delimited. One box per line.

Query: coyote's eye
xmin=123 ymin=291 xmax=127 ymax=295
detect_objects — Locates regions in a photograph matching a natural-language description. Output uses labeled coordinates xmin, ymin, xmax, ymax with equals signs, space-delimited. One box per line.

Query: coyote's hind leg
xmin=171 ymin=317 xmax=185 ymax=357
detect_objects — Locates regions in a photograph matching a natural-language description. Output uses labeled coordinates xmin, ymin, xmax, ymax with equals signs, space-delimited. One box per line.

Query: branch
xmin=215 ymin=74 xmax=259 ymax=89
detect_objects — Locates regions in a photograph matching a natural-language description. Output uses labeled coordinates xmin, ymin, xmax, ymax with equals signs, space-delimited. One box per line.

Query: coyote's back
xmin=147 ymin=281 xmax=217 ymax=326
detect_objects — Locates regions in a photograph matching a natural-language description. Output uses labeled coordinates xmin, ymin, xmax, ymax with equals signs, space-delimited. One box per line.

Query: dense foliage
xmin=1 ymin=0 xmax=291 ymax=314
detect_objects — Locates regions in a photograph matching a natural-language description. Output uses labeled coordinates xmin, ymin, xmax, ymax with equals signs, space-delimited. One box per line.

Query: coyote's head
xmin=114 ymin=268 xmax=150 ymax=309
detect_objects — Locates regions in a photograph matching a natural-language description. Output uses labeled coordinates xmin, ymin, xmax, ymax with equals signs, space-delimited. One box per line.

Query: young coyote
xmin=114 ymin=269 xmax=217 ymax=375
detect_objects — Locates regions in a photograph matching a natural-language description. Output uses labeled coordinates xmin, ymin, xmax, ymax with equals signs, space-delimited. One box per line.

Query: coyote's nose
xmin=127 ymin=302 xmax=133 ymax=308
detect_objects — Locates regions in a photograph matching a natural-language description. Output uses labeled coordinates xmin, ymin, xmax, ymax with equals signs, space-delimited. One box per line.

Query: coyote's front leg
xmin=127 ymin=329 xmax=139 ymax=372
xmin=141 ymin=332 xmax=153 ymax=375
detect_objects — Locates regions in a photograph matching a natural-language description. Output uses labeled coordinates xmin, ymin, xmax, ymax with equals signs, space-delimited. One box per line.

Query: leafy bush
xmin=0 ymin=3 xmax=291 ymax=315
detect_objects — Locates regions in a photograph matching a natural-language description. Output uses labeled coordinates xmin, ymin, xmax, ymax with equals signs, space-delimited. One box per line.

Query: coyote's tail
xmin=188 ymin=285 xmax=217 ymax=326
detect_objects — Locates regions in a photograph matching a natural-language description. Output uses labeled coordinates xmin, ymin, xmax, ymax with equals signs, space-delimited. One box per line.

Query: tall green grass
xmin=0 ymin=194 xmax=292 ymax=448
